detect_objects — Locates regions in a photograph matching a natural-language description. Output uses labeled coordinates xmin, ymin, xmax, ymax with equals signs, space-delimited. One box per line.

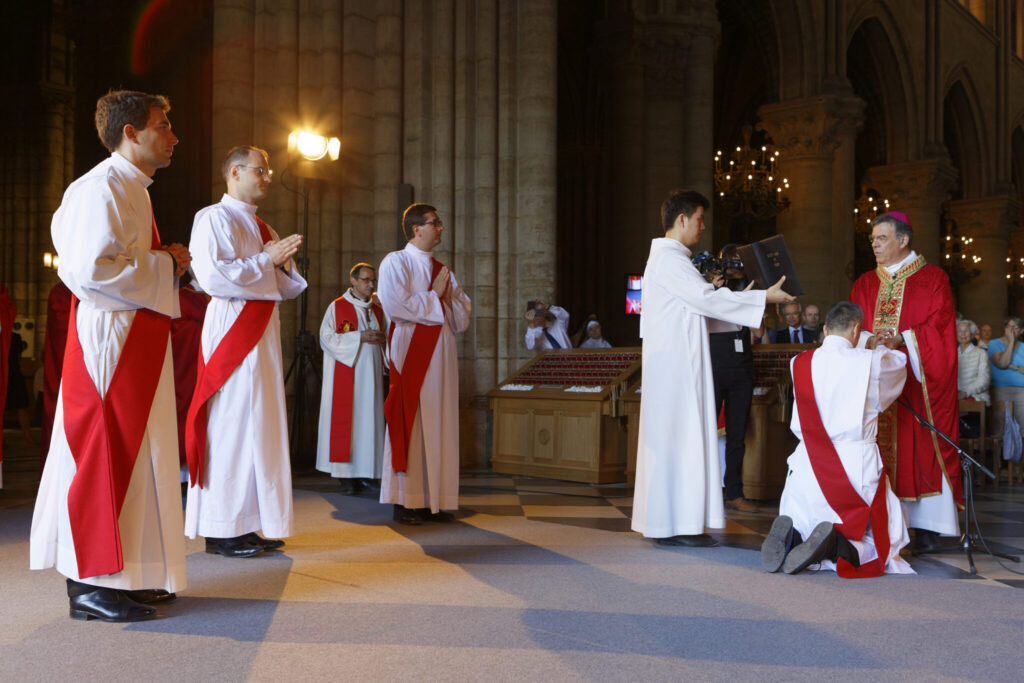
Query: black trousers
xmin=709 ymin=331 xmax=754 ymax=501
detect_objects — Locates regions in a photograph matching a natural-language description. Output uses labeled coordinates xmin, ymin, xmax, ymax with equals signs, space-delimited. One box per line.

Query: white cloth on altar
xmin=779 ymin=333 xmax=914 ymax=573
xmin=31 ymin=152 xmax=186 ymax=592
xmin=631 ymin=238 xmax=766 ymax=538
xmin=316 ymin=289 xmax=389 ymax=479
xmin=377 ymin=243 xmax=471 ymax=512
xmin=184 ymin=193 xmax=306 ymax=539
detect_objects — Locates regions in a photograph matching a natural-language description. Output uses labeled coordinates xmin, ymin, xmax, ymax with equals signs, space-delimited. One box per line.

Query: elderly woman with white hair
xmin=956 ymin=320 xmax=990 ymax=405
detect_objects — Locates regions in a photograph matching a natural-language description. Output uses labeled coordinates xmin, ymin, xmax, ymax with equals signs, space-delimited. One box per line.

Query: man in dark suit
xmin=769 ymin=302 xmax=815 ymax=344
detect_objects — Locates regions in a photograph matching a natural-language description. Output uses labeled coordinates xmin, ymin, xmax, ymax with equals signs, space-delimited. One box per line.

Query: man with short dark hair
xmin=762 ymin=301 xmax=913 ymax=576
xmin=316 ymin=263 xmax=389 ymax=494
xmin=378 ymin=203 xmax=471 ymax=524
xmin=185 ymin=145 xmax=306 ymax=557
xmin=850 ymin=211 xmax=961 ymax=553
xmin=31 ymin=90 xmax=191 ymax=622
xmin=632 ymin=189 xmax=794 ymax=547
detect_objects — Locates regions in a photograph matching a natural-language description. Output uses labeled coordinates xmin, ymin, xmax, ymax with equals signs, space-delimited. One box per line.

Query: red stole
xmin=184 ymin=216 xmax=275 ymax=487
xmin=0 ymin=286 xmax=16 ymax=467
xmin=383 ymin=258 xmax=446 ymax=473
xmin=171 ymin=286 xmax=210 ymax=467
xmin=329 ymin=296 xmax=385 ymax=462
xmin=41 ymin=282 xmax=72 ymax=466
xmin=793 ymin=349 xmax=890 ymax=579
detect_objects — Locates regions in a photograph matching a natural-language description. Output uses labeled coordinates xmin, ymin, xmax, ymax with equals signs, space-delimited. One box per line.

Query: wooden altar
xmin=487 ymin=348 xmax=641 ymax=483
xmin=619 ymin=343 xmax=810 ymax=499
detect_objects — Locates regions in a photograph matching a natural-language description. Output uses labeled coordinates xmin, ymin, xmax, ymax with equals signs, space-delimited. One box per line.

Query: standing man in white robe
xmin=764 ymin=301 xmax=914 ymax=576
xmin=378 ymin=203 xmax=471 ymax=524
xmin=185 ymin=146 xmax=305 ymax=557
xmin=632 ymin=190 xmax=793 ymax=547
xmin=316 ymin=262 xmax=389 ymax=493
xmin=31 ymin=90 xmax=192 ymax=622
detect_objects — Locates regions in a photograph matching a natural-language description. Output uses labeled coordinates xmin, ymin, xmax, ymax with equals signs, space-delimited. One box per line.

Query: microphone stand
xmin=897 ymin=398 xmax=1019 ymax=574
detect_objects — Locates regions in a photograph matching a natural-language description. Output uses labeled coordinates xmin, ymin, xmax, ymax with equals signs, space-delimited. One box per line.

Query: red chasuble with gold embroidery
xmin=850 ymin=257 xmax=962 ymax=507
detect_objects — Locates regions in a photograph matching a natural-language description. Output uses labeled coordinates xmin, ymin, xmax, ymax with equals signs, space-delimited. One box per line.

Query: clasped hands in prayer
xmin=162 ymin=243 xmax=191 ymax=277
xmin=431 ymin=265 xmax=452 ymax=305
xmin=263 ymin=234 xmax=303 ymax=271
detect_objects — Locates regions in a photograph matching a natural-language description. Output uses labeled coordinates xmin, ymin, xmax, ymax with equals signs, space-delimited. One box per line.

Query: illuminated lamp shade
xmin=289 ymin=131 xmax=341 ymax=162
xmin=43 ymin=252 xmax=52 ymax=268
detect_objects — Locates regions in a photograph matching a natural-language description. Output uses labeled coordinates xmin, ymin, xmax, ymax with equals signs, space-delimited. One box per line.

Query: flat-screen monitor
xmin=625 ymin=274 xmax=642 ymax=315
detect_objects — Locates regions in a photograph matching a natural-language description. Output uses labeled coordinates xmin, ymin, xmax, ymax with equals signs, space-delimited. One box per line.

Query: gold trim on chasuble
xmin=871 ymin=255 xmax=948 ymax=500
xmin=872 ymin=255 xmax=926 ymax=489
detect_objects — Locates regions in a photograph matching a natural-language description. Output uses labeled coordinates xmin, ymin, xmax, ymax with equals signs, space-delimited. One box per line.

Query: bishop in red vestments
xmin=849 ymin=211 xmax=961 ymax=550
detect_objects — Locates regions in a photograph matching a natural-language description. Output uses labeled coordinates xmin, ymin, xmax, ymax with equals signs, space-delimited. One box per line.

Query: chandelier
xmin=1007 ymin=248 xmax=1024 ymax=285
xmin=713 ymin=125 xmax=790 ymax=220
xmin=853 ymin=189 xmax=889 ymax=233
xmin=941 ymin=209 xmax=981 ymax=290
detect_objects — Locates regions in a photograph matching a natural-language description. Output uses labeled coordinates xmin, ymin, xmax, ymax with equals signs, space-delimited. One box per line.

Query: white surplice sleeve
xmin=659 ymin=252 xmax=765 ymax=329
xmin=871 ymin=347 xmax=908 ymax=413
xmin=377 ymin=253 xmax=446 ymax=326
xmin=443 ymin=272 xmax=471 ymax=333
xmin=319 ymin=302 xmax=362 ymax=368
xmin=54 ymin=173 xmax=178 ymax=316
xmin=190 ymin=207 xmax=306 ymax=301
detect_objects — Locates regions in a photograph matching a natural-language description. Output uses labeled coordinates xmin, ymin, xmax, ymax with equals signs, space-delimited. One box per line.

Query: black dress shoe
xmin=205 ymin=536 xmax=265 ymax=558
xmin=359 ymin=478 xmax=381 ymax=492
xmin=910 ymin=528 xmax=942 ymax=555
xmin=419 ymin=509 xmax=455 ymax=522
xmin=761 ymin=515 xmax=795 ymax=573
xmin=69 ymin=587 xmax=156 ymax=622
xmin=337 ymin=478 xmax=359 ymax=495
xmin=655 ymin=534 xmax=719 ymax=547
xmin=123 ymin=589 xmax=177 ymax=604
xmin=393 ymin=505 xmax=422 ymax=525
xmin=242 ymin=532 xmax=285 ymax=550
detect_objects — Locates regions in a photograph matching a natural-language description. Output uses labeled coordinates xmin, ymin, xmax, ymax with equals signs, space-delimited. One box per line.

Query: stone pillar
xmin=863 ymin=158 xmax=958 ymax=265
xmin=830 ymin=97 xmax=864 ymax=303
xmin=948 ymin=195 xmax=1019 ymax=327
xmin=758 ymin=95 xmax=862 ymax=311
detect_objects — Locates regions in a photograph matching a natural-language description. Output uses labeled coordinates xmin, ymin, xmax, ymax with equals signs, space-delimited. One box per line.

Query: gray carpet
xmin=3 ymin=473 xmax=1024 ymax=682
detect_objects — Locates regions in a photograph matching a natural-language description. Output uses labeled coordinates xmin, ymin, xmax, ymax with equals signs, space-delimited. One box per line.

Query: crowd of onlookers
xmin=958 ymin=315 xmax=1024 ymax=449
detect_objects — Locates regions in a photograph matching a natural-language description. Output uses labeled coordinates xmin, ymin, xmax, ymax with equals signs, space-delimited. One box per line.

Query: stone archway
xmin=943 ymin=72 xmax=989 ymax=200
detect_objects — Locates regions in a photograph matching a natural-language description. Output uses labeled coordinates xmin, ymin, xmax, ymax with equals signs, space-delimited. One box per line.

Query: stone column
xmin=863 ymin=158 xmax=958 ymax=265
xmin=948 ymin=195 xmax=1019 ymax=327
xmin=758 ymin=96 xmax=860 ymax=311
xmin=830 ymin=96 xmax=865 ymax=303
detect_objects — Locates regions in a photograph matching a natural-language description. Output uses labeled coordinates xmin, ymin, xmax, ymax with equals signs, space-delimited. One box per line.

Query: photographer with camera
xmin=703 ymin=244 xmax=759 ymax=512
xmin=524 ymin=300 xmax=571 ymax=352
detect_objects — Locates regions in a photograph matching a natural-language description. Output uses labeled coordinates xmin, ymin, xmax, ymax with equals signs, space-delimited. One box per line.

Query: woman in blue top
xmin=989 ymin=317 xmax=1024 ymax=436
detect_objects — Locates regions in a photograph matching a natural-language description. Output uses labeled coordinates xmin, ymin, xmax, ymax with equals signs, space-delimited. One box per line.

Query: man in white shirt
xmin=31 ymin=90 xmax=191 ymax=622
xmin=185 ymin=146 xmax=306 ymax=557
xmin=525 ymin=301 xmax=571 ymax=351
xmin=316 ymin=263 xmax=389 ymax=493
xmin=762 ymin=301 xmax=914 ymax=576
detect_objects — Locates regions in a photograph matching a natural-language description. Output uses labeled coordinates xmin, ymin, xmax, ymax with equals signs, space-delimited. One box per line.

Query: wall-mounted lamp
xmin=289 ymin=130 xmax=340 ymax=162
xmin=43 ymin=252 xmax=59 ymax=270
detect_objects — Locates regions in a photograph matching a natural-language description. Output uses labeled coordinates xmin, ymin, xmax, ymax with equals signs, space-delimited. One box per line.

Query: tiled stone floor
xmin=5 ymin=426 xmax=1024 ymax=587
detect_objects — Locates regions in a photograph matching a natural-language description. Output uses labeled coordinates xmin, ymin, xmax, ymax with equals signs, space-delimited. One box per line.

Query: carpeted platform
xmin=2 ymin=433 xmax=1024 ymax=680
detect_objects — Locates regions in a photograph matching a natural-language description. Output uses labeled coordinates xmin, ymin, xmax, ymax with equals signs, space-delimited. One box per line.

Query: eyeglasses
xmin=420 ymin=219 xmax=443 ymax=228
xmin=356 ymin=276 xmax=376 ymax=283
xmin=237 ymin=165 xmax=274 ymax=179
xmin=867 ymin=235 xmax=890 ymax=244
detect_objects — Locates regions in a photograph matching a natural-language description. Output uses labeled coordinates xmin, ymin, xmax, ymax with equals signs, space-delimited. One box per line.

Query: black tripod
xmin=897 ymin=398 xmax=1020 ymax=574
xmin=282 ymin=176 xmax=321 ymax=466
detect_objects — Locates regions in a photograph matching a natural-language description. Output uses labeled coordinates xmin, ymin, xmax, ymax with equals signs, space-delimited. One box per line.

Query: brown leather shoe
xmin=725 ymin=497 xmax=760 ymax=513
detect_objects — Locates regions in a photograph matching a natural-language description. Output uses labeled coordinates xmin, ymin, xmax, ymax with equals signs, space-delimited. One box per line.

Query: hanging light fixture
xmin=713 ymin=125 xmax=790 ymax=220
xmin=940 ymin=209 xmax=981 ymax=290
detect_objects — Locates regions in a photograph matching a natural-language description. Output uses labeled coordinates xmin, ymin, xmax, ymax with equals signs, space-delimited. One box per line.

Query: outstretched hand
xmin=263 ymin=234 xmax=303 ymax=267
xmin=765 ymin=276 xmax=795 ymax=304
